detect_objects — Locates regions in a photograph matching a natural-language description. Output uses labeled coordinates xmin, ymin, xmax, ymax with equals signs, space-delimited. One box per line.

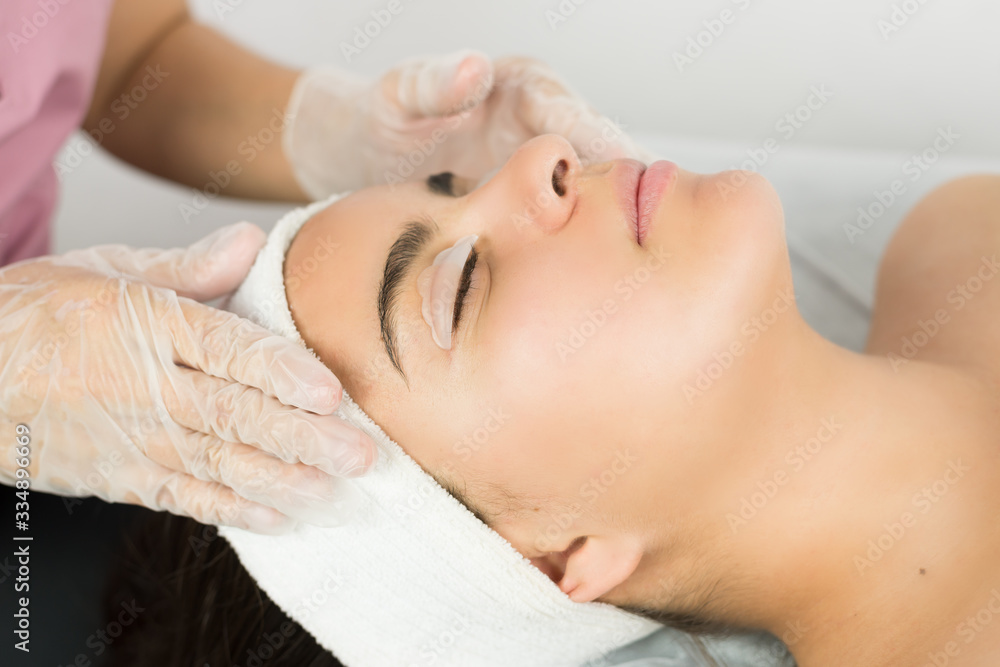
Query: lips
xmin=613 ymin=159 xmax=647 ymax=245
xmin=613 ymin=158 xmax=678 ymax=246
xmin=636 ymin=160 xmax=678 ymax=245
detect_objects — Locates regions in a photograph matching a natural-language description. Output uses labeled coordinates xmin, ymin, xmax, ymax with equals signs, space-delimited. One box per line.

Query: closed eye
xmin=427 ymin=171 xmax=479 ymax=340
xmin=452 ymin=246 xmax=479 ymax=333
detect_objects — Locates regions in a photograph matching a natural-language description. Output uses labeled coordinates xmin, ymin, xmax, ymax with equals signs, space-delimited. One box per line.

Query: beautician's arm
xmin=84 ymin=0 xmax=654 ymax=204
xmin=84 ymin=0 xmax=307 ymax=201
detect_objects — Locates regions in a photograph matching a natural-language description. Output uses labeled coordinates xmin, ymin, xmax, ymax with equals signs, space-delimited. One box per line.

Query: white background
xmin=54 ymin=0 xmax=1000 ymax=252
xmin=189 ymin=0 xmax=1000 ymax=157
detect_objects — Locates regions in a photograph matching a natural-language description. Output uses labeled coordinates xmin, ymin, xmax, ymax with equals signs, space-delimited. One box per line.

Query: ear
xmin=530 ymin=535 xmax=644 ymax=603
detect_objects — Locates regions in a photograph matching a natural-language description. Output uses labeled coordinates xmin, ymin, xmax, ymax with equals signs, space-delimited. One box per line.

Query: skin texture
xmin=85 ymin=0 xmax=307 ymax=201
xmin=284 ymin=135 xmax=1000 ymax=667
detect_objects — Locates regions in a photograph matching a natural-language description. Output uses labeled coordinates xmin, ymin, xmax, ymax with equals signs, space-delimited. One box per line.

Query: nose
xmin=476 ymin=134 xmax=580 ymax=235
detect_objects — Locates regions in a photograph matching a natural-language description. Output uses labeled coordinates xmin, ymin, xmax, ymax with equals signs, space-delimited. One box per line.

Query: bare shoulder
xmin=865 ymin=174 xmax=1000 ymax=380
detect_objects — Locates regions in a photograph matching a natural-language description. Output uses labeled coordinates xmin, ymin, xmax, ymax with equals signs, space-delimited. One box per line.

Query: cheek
xmin=381 ymin=383 xmax=495 ymax=489
xmin=474 ymin=305 xmax=621 ymax=503
xmin=481 ymin=264 xmax=630 ymax=408
xmin=461 ymin=175 xmax=791 ymax=525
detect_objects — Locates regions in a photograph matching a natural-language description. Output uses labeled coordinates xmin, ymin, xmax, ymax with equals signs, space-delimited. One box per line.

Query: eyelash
xmin=428 ymin=172 xmax=480 ymax=336
xmin=452 ymin=247 xmax=479 ymax=333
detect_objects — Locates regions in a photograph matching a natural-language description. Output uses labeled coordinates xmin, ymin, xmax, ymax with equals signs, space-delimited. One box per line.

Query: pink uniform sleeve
xmin=0 ymin=0 xmax=114 ymax=266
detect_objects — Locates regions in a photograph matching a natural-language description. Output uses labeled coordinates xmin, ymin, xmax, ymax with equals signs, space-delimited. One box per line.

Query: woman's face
xmin=285 ymin=134 xmax=792 ymax=605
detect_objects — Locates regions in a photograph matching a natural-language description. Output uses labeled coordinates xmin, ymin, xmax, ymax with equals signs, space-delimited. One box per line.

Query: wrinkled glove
xmin=0 ymin=223 xmax=376 ymax=534
xmin=283 ymin=49 xmax=655 ymax=198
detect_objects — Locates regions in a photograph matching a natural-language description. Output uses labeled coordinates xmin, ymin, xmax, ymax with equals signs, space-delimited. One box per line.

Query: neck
xmin=655 ymin=318 xmax=1000 ymax=666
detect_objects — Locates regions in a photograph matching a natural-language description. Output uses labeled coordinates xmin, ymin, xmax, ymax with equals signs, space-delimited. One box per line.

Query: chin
xmin=682 ymin=169 xmax=793 ymax=344
xmin=703 ymin=168 xmax=785 ymax=254
xmin=705 ymin=169 xmax=782 ymax=218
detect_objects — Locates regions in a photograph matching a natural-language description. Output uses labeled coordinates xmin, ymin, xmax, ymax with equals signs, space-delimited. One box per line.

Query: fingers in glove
xmin=387 ymin=49 xmax=495 ymax=118
xmin=148 ymin=425 xmax=363 ymax=526
xmin=152 ymin=470 xmax=297 ymax=535
xmin=59 ymin=222 xmax=267 ymax=302
xmin=497 ymin=57 xmax=653 ymax=164
xmin=521 ymin=94 xmax=628 ymax=164
xmin=169 ymin=295 xmax=345 ymax=415
xmin=164 ymin=366 xmax=375 ymax=478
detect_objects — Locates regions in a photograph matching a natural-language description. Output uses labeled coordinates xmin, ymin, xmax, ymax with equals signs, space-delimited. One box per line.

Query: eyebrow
xmin=376 ymin=218 xmax=437 ymax=386
xmin=376 ymin=175 xmax=458 ymax=385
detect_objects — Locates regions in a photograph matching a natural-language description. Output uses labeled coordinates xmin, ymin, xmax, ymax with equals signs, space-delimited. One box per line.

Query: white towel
xmin=219 ymin=193 xmax=662 ymax=667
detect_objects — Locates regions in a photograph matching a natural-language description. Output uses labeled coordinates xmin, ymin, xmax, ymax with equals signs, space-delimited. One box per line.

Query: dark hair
xmin=104 ymin=511 xmax=344 ymax=667
xmin=104 ymin=512 xmax=750 ymax=666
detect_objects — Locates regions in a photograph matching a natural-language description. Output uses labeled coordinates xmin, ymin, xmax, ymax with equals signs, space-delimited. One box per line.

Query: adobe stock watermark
xmin=682 ymin=287 xmax=796 ymax=404
xmin=501 ymin=117 xmax=635 ymax=213
xmin=284 ymin=234 xmax=341 ymax=291
xmin=352 ymin=327 xmax=423 ymax=391
xmin=576 ymin=116 xmax=638 ymax=168
xmin=450 ymin=407 xmax=510 ymax=463
xmin=394 ymin=475 xmax=447 ymax=521
xmin=716 ymin=84 xmax=834 ymax=202
xmin=533 ymin=448 xmax=638 ymax=552
xmin=877 ymin=0 xmax=935 ymax=41
xmin=391 ymin=406 xmax=511 ymax=521
xmin=7 ymin=0 xmax=74 ymax=54
xmin=229 ymin=569 xmax=346 ymax=667
xmin=185 ymin=462 xmax=289 ymax=559
xmin=500 ymin=115 xmax=635 ymax=233
xmin=672 ymin=0 xmax=754 ymax=73
xmin=233 ymin=621 xmax=303 ymax=667
xmin=884 ymin=254 xmax=1000 ymax=372
xmin=196 ymin=458 xmax=290 ymax=542
xmin=853 ymin=459 xmax=969 ymax=576
xmin=545 ymin=0 xmax=591 ymax=31
xmin=55 ymin=65 xmax=170 ymax=180
xmin=383 ymin=78 xmax=494 ymax=190
xmin=642 ymin=574 xmax=807 ymax=658
xmin=556 ymin=245 xmax=671 ymax=362
xmin=920 ymin=589 xmax=1000 ymax=667
xmin=288 ymin=568 xmax=347 ymax=624
xmin=61 ymin=407 xmax=166 ymax=516
xmin=212 ymin=0 xmax=251 ymax=21
xmin=410 ymin=615 xmax=471 ymax=667
xmin=339 ymin=0 xmax=414 ymax=63
xmin=52 ymin=599 xmax=145 ymax=667
xmin=750 ymin=620 xmax=808 ymax=663
xmin=179 ymin=107 xmax=291 ymax=222
xmin=14 ymin=272 xmax=125 ymax=388
xmin=726 ymin=416 xmax=843 ymax=534
xmin=843 ymin=126 xmax=960 ymax=244
xmin=185 ymin=455 xmax=305 ymax=559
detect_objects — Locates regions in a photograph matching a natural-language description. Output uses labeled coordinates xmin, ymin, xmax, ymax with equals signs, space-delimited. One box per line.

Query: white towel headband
xmin=218 ymin=193 xmax=662 ymax=667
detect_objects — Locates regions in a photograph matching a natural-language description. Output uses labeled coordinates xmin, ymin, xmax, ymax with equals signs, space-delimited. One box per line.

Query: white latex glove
xmin=283 ymin=49 xmax=656 ymax=198
xmin=0 ymin=223 xmax=375 ymax=534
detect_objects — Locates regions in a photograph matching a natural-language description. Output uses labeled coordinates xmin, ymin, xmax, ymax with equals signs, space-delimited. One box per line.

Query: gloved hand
xmin=283 ymin=49 xmax=656 ymax=198
xmin=0 ymin=223 xmax=375 ymax=534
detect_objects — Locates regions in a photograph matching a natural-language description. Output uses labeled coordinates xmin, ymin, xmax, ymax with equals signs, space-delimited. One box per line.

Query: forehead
xmin=284 ymin=183 xmax=442 ymax=405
